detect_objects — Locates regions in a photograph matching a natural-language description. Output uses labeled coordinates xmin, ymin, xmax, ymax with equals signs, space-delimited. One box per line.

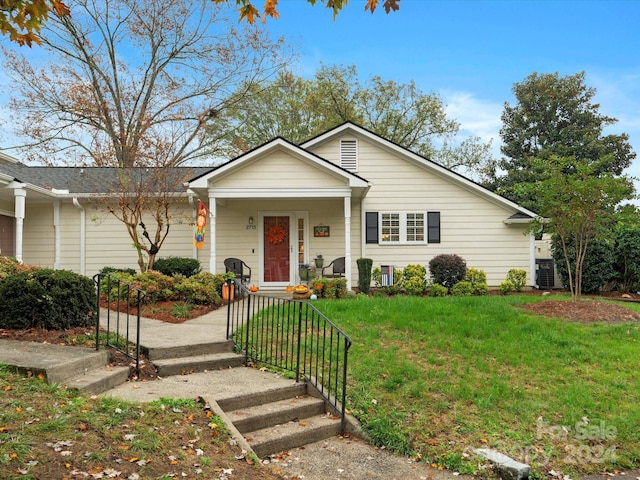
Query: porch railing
xmin=226 ymin=280 xmax=352 ymax=434
xmin=93 ymin=273 xmax=146 ymax=375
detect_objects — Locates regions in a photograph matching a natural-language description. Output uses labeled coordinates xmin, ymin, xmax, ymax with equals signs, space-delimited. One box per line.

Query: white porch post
xmin=53 ymin=201 xmax=61 ymax=270
xmin=13 ymin=187 xmax=26 ymax=263
xmin=208 ymin=195 xmax=217 ymax=274
xmin=344 ymin=195 xmax=352 ymax=290
xmin=72 ymin=198 xmax=86 ymax=275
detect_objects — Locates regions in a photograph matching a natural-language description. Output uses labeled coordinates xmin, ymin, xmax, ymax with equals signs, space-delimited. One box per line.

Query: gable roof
xmin=188 ymin=136 xmax=371 ymax=191
xmin=302 ymin=122 xmax=538 ymax=219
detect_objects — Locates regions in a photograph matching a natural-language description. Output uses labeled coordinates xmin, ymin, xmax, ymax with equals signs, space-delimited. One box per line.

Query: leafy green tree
xmin=489 ymin=72 xmax=635 ymax=212
xmin=613 ymin=220 xmax=640 ymax=293
xmin=211 ymin=65 xmax=495 ymax=177
xmin=552 ymin=236 xmax=615 ymax=295
xmin=521 ymin=156 xmax=634 ymax=300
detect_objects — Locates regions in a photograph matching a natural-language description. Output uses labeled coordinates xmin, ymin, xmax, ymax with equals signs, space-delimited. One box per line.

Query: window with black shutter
xmin=365 ymin=212 xmax=378 ymax=243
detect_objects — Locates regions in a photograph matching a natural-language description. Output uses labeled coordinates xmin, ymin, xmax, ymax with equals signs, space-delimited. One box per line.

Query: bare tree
xmin=2 ymin=0 xmax=289 ymax=270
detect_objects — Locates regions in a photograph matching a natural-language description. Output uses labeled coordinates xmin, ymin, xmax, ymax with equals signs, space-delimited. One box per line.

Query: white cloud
xmin=441 ymin=90 xmax=504 ymax=157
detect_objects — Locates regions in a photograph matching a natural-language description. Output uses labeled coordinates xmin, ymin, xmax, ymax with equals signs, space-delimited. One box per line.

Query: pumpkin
xmin=250 ymin=285 xmax=258 ymax=292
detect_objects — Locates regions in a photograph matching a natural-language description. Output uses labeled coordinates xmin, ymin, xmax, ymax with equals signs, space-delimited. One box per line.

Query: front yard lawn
xmin=316 ymin=294 xmax=640 ymax=477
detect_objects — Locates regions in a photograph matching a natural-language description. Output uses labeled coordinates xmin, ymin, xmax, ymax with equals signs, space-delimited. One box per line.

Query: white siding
xmin=215 ymin=151 xmax=345 ymax=188
xmin=310 ymin=135 xmax=532 ymax=287
xmin=22 ymin=204 xmax=55 ymax=267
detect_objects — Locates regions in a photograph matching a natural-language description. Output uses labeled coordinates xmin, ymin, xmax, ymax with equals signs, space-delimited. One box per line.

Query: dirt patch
xmin=101 ymin=298 xmax=222 ymax=324
xmin=519 ymin=294 xmax=640 ymax=323
xmin=520 ymin=299 xmax=640 ymax=323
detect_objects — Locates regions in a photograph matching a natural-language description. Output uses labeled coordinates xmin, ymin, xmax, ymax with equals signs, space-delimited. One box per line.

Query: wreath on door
xmin=266 ymin=224 xmax=286 ymax=245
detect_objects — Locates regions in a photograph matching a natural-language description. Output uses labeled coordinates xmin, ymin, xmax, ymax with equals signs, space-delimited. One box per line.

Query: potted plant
xmin=222 ymin=271 xmax=235 ymax=301
xmin=314 ymin=254 xmax=324 ymax=269
xmin=299 ymin=264 xmax=310 ymax=281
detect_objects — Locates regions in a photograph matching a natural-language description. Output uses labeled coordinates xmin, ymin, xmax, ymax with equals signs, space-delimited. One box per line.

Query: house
xmin=0 ymin=122 xmax=538 ymax=289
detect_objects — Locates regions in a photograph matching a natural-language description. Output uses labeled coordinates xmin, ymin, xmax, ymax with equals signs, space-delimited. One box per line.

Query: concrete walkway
xmin=0 ymin=305 xmax=471 ymax=480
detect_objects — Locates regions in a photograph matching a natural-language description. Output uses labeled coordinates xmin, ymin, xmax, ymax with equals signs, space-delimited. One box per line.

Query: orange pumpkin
xmin=250 ymin=285 xmax=258 ymax=292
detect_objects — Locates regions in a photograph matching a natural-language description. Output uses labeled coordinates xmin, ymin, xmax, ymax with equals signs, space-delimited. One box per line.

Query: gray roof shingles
xmin=0 ymin=164 xmax=213 ymax=194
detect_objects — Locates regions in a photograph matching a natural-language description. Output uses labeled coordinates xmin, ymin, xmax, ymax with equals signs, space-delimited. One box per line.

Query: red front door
xmin=263 ymin=215 xmax=290 ymax=284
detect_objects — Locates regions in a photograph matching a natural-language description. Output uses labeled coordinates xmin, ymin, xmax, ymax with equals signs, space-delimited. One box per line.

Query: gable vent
xmin=340 ymin=139 xmax=358 ymax=172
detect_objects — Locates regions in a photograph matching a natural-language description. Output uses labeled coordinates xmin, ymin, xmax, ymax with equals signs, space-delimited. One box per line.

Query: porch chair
xmin=321 ymin=256 xmax=346 ymax=278
xmin=224 ymin=257 xmax=252 ymax=285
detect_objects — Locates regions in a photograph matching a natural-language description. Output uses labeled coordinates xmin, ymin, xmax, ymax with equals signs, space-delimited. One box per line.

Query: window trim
xmin=379 ymin=211 xmax=427 ymax=245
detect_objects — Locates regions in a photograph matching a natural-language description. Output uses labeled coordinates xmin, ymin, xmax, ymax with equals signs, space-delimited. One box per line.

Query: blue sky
xmin=263 ymin=0 xmax=640 ymax=182
xmin=1 ymin=0 xmax=638 ymax=187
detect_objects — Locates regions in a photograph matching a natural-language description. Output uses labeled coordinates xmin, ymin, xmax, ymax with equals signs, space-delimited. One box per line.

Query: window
xmin=340 ymin=139 xmax=358 ymax=171
xmin=367 ymin=211 xmax=440 ymax=244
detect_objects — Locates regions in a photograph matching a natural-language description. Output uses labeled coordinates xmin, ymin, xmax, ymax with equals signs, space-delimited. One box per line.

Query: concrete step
xmin=246 ymin=412 xmax=342 ymax=458
xmin=66 ymin=365 xmax=131 ymax=394
xmin=153 ymin=352 xmax=245 ymax=377
xmin=217 ymin=383 xmax=308 ymax=412
xmin=227 ymin=395 xmax=326 ymax=434
xmin=145 ymin=340 xmax=235 ymax=361
xmin=46 ymin=350 xmax=111 ymax=385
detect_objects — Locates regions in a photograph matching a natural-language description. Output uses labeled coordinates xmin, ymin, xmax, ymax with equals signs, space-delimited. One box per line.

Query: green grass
xmin=313 ymin=294 xmax=640 ymax=476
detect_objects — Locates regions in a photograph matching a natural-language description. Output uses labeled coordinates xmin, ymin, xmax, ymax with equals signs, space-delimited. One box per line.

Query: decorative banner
xmin=194 ymin=201 xmax=207 ymax=249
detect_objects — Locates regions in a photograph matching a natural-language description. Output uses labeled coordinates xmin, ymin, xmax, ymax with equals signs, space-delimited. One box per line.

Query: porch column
xmin=208 ymin=196 xmax=217 ymax=274
xmin=13 ymin=187 xmax=26 ymax=263
xmin=344 ymin=195 xmax=352 ymax=290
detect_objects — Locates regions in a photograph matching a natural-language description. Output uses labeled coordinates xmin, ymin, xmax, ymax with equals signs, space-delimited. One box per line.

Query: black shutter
xmin=427 ymin=212 xmax=440 ymax=243
xmin=366 ymin=212 xmax=378 ymax=244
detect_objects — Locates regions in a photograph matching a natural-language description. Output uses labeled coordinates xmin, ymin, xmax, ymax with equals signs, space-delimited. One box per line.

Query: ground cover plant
xmin=315 ymin=294 xmax=640 ymax=477
xmin=0 ymin=366 xmax=284 ymax=479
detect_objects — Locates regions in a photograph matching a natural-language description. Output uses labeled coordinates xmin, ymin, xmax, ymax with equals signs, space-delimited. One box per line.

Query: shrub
xmin=356 ymin=258 xmax=373 ymax=295
xmin=499 ymin=280 xmax=514 ymax=295
xmin=99 ymin=266 xmax=137 ymax=276
xmin=451 ymin=281 xmax=474 ymax=296
xmin=129 ymin=271 xmax=176 ymax=303
xmin=429 ymin=254 xmax=467 ymax=291
xmin=174 ymin=273 xmax=221 ymax=304
xmin=506 ymin=269 xmax=527 ymax=292
xmin=465 ymin=267 xmax=489 ymax=296
xmin=552 ymin=236 xmax=615 ymax=294
xmin=0 ymin=269 xmax=96 ymax=330
xmin=428 ymin=283 xmax=448 ymax=297
xmin=153 ymin=257 xmax=201 ymax=278
xmin=613 ymin=225 xmax=640 ymax=292
xmin=0 ymin=255 xmax=38 ymax=280
xmin=402 ymin=264 xmax=427 ymax=296
xmin=324 ymin=278 xmax=347 ymax=299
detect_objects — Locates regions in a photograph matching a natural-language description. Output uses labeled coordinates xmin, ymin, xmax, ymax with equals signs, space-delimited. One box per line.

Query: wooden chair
xmin=224 ymin=257 xmax=252 ymax=285
xmin=321 ymin=257 xmax=345 ymax=278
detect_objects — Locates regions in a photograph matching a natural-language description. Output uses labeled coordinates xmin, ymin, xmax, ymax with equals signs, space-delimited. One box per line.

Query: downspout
xmin=344 ymin=195 xmax=352 ymax=290
xmin=72 ymin=197 xmax=86 ymax=276
xmin=360 ymin=197 xmax=366 ymax=259
xmin=529 ymin=232 xmax=536 ymax=288
xmin=53 ymin=201 xmax=61 ymax=270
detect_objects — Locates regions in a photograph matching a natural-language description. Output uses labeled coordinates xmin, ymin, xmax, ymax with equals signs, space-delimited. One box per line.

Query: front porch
xmin=196 ymin=197 xmax=358 ymax=291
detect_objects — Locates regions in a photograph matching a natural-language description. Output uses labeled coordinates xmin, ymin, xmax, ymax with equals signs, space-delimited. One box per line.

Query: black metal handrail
xmin=93 ymin=273 xmax=146 ymax=375
xmin=226 ymin=279 xmax=352 ymax=433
